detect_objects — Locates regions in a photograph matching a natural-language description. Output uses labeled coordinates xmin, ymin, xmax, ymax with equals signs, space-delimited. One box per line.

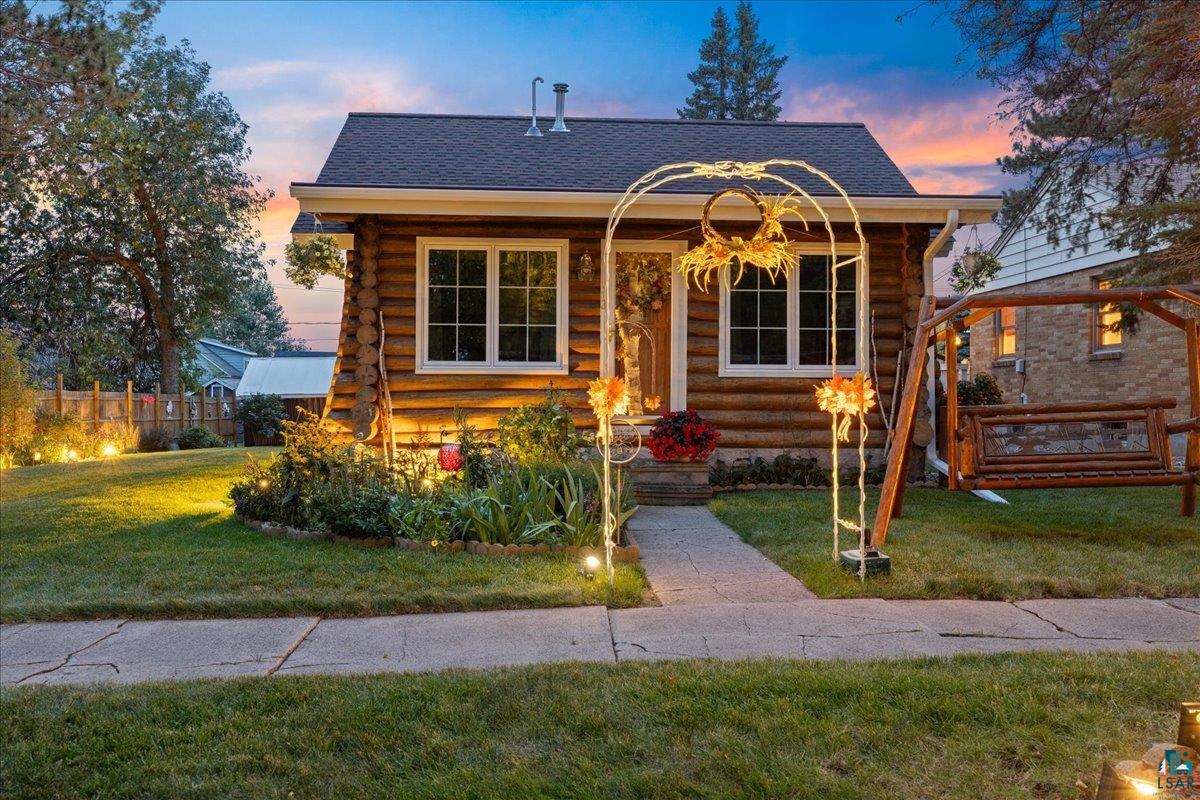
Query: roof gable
xmin=299 ymin=113 xmax=918 ymax=197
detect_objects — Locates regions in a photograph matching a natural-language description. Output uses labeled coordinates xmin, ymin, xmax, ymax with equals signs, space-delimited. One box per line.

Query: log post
xmin=92 ymin=380 xmax=101 ymax=431
xmin=351 ymin=216 xmax=382 ymax=443
xmin=55 ymin=373 xmax=64 ymax=415
xmin=126 ymin=381 xmax=133 ymax=427
xmin=1184 ymin=316 xmax=1199 ymax=517
xmin=153 ymin=382 xmax=161 ymax=427
xmin=199 ymin=386 xmax=207 ymax=433
xmin=946 ymin=322 xmax=962 ymax=491
xmin=871 ymin=295 xmax=935 ymax=547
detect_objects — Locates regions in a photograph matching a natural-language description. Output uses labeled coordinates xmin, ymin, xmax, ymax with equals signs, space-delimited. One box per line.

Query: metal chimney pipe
xmin=550 ymin=83 xmax=569 ymax=133
xmin=525 ymin=77 xmax=544 ymax=137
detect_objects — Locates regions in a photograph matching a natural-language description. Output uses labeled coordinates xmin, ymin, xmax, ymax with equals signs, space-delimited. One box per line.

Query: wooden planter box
xmin=628 ymin=459 xmax=712 ymax=506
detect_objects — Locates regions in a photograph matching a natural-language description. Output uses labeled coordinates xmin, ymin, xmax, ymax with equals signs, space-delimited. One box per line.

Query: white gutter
xmin=289 ymin=184 xmax=1001 ymax=225
xmin=921 ymin=209 xmax=1007 ymax=505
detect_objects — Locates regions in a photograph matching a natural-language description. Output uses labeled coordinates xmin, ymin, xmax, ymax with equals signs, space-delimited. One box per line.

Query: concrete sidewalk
xmin=3 ymin=598 xmax=1196 ymax=686
xmin=3 ymin=505 xmax=1197 ymax=686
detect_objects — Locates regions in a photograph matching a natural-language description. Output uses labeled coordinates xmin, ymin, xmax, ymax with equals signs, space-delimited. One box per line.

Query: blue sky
xmin=149 ymin=0 xmax=1015 ymax=346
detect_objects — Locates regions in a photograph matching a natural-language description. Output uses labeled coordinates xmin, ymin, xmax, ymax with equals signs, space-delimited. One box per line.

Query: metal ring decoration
xmin=594 ymin=419 xmax=642 ymax=465
xmin=698 ymin=188 xmax=772 ymax=245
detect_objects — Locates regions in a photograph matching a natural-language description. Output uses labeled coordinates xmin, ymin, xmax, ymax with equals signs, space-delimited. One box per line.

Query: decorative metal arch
xmin=597 ymin=160 xmax=873 ymax=576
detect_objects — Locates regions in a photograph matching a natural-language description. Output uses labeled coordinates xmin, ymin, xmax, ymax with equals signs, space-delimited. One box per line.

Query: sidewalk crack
xmin=267 ymin=617 xmax=321 ymax=676
xmin=15 ymin=620 xmax=128 ymax=684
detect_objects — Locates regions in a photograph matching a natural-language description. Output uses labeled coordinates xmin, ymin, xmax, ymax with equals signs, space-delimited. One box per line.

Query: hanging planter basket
xmin=677 ymin=188 xmax=807 ymax=291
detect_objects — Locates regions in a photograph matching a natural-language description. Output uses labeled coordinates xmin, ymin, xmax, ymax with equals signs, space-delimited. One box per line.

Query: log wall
xmin=323 ymin=214 xmax=927 ymax=454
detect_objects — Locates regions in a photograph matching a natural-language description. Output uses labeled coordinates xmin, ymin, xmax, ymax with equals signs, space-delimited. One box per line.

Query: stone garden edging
xmin=238 ymin=517 xmax=641 ymax=562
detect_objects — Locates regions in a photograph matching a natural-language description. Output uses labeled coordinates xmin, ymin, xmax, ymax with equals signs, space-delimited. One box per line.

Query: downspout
xmin=922 ymin=210 xmax=1007 ymax=504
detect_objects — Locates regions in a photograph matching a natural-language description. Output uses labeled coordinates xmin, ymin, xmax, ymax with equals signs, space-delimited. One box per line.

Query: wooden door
xmin=614 ymin=249 xmax=673 ymax=416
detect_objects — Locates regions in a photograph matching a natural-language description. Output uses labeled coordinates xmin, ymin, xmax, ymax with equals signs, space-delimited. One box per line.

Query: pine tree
xmin=730 ymin=1 xmax=786 ymax=121
xmin=679 ymin=2 xmax=787 ymax=121
xmin=678 ymin=6 xmax=734 ymax=119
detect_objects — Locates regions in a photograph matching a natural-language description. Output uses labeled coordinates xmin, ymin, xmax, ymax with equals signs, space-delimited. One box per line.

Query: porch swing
xmin=870 ymin=284 xmax=1200 ymax=548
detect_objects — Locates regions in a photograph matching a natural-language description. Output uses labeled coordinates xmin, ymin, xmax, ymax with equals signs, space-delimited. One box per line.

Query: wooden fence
xmin=36 ymin=374 xmax=238 ymax=442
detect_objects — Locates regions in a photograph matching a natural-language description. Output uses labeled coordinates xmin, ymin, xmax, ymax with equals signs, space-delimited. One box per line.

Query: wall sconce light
xmin=577 ymin=252 xmax=595 ymax=281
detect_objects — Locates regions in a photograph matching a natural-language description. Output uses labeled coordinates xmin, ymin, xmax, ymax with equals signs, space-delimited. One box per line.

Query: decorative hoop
xmin=698 ymin=188 xmax=773 ymax=245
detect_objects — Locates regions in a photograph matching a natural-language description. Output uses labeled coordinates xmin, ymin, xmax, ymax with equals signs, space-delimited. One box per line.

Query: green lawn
xmin=3 ymin=651 xmax=1196 ymax=799
xmin=0 ymin=449 xmax=646 ymax=622
xmin=711 ymin=487 xmax=1200 ymax=600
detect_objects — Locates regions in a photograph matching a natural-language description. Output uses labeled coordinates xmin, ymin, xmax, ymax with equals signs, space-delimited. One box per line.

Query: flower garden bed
xmin=240 ymin=516 xmax=641 ymax=561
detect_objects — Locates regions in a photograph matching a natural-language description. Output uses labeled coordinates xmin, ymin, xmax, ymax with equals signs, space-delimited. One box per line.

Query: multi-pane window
xmin=498 ymin=249 xmax=558 ymax=363
xmin=427 ymin=248 xmax=487 ymax=363
xmin=419 ymin=240 xmax=566 ymax=373
xmin=721 ymin=253 xmax=862 ymax=376
xmin=1092 ymin=279 xmax=1123 ymax=352
xmin=995 ymin=307 xmax=1018 ymax=358
xmin=728 ymin=268 xmax=788 ymax=366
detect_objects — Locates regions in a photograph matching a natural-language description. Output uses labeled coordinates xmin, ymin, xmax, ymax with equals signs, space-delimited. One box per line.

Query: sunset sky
xmin=151 ymin=0 xmax=1017 ymax=348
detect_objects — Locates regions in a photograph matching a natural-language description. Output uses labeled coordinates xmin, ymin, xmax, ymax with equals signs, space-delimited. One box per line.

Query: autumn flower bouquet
xmin=647 ymin=410 xmax=721 ymax=462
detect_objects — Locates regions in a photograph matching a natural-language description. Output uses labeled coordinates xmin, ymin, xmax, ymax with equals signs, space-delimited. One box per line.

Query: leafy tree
xmin=207 ymin=270 xmax=307 ymax=355
xmin=3 ymin=32 xmax=272 ymax=393
xmin=679 ymin=1 xmax=786 ymax=121
xmin=0 ymin=0 xmax=159 ymax=193
xmin=946 ymin=0 xmax=1200 ymax=287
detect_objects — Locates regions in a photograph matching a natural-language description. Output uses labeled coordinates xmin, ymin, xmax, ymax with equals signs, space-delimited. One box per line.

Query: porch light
xmin=577 ymin=251 xmax=595 ymax=281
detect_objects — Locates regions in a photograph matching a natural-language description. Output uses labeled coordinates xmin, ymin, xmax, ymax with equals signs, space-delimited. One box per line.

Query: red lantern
xmin=437 ymin=443 xmax=463 ymax=472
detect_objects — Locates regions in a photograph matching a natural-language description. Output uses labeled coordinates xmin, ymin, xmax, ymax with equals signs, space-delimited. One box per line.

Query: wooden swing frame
xmin=871 ymin=284 xmax=1200 ymax=547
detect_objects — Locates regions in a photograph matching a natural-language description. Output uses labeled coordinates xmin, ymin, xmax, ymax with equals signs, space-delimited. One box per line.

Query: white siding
xmin=984 ymin=187 xmax=1143 ymax=291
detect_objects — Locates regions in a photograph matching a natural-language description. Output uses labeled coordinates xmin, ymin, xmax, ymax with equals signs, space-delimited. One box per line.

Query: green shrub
xmin=25 ymin=409 xmax=93 ymax=462
xmin=958 ymin=373 xmax=1004 ymax=406
xmin=139 ymin=426 xmax=175 ymax=452
xmin=496 ymin=387 xmax=579 ymax=465
xmin=228 ymin=409 xmax=344 ymax=527
xmin=387 ymin=493 xmax=453 ymax=542
xmin=0 ymin=330 xmax=37 ymax=469
xmin=176 ymin=426 xmax=224 ymax=450
xmin=237 ymin=394 xmax=285 ymax=444
xmin=304 ymin=452 xmax=396 ymax=539
xmin=710 ymin=453 xmax=829 ymax=488
xmin=450 ymin=408 xmax=503 ymax=488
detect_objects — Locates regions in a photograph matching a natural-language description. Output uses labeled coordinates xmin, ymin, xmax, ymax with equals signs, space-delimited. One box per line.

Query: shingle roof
xmin=296 ymin=113 xmax=919 ymax=197
xmin=290 ymin=213 xmax=350 ymax=235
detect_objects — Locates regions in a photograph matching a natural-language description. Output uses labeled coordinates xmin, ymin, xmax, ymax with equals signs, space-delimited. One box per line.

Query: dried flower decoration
xmin=815 ymin=373 xmax=877 ymax=442
xmin=677 ymin=188 xmax=809 ymax=290
xmin=587 ymin=376 xmax=630 ymax=419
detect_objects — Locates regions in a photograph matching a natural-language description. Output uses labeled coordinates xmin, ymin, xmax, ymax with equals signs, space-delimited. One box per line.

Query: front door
xmin=612 ymin=242 xmax=687 ymax=418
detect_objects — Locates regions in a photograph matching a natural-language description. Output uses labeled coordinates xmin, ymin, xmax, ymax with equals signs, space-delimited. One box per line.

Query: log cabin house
xmin=290 ymin=97 xmax=1000 ymax=460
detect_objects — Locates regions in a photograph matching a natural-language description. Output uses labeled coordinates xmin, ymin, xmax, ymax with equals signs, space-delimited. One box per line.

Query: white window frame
xmin=415 ymin=237 xmax=570 ymax=375
xmin=718 ymin=243 xmax=870 ymax=378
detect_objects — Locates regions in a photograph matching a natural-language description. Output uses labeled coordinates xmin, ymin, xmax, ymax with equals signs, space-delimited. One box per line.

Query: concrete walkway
xmin=2 ymin=507 xmax=1197 ymax=686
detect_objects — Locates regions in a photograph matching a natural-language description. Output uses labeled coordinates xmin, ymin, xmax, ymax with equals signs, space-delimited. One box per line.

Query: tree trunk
xmin=159 ymin=330 xmax=181 ymax=394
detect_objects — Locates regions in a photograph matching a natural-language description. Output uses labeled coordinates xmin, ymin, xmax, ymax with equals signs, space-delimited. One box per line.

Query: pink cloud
xmin=783 ymin=85 xmax=1012 ymax=195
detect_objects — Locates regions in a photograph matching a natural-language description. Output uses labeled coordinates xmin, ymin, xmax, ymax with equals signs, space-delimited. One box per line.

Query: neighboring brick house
xmin=968 ymin=185 xmax=1195 ymax=433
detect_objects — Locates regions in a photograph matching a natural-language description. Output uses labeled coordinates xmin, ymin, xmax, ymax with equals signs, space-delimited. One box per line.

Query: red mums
xmin=437 ymin=443 xmax=464 ymax=472
xmin=647 ymin=410 xmax=721 ymax=462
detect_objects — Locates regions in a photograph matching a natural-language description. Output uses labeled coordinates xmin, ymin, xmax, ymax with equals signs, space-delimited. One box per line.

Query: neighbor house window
xmin=994 ymin=307 xmax=1017 ymax=359
xmin=720 ymin=252 xmax=864 ymax=377
xmin=417 ymin=239 xmax=568 ymax=374
xmin=1091 ymin=278 xmax=1123 ymax=353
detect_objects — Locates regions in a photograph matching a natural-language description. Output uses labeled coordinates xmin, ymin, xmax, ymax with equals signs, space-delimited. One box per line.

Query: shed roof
xmin=236 ymin=355 xmax=336 ymax=399
xmin=294 ymin=113 xmax=920 ymax=197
